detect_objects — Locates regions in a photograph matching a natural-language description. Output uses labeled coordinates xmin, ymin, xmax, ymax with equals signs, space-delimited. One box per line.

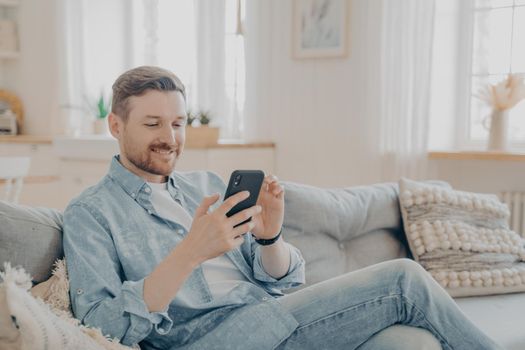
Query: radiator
xmin=501 ymin=191 xmax=525 ymax=236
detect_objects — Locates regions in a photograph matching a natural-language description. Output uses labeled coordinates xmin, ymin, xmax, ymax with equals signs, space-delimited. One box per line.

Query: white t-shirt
xmin=148 ymin=181 xmax=248 ymax=300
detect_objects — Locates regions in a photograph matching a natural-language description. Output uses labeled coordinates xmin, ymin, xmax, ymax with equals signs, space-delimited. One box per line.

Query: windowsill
xmin=428 ymin=150 xmax=525 ymax=162
xmin=51 ymin=136 xmax=274 ymax=161
xmin=0 ymin=135 xmax=54 ymax=144
xmin=0 ymin=135 xmax=274 ymax=148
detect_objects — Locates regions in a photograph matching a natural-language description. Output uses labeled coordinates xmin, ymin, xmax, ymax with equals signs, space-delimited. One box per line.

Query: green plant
xmin=199 ymin=111 xmax=211 ymax=125
xmin=87 ymin=91 xmax=111 ymax=120
xmin=186 ymin=110 xmax=212 ymax=127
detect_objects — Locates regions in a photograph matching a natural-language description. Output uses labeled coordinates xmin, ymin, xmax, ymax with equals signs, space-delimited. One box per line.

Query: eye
xmin=145 ymin=123 xmax=158 ymax=127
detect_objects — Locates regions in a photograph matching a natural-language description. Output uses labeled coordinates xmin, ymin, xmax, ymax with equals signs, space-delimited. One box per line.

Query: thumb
xmin=194 ymin=193 xmax=221 ymax=218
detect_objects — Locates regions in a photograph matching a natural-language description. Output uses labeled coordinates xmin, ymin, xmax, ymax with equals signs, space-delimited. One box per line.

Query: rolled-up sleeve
xmin=251 ymin=240 xmax=306 ymax=290
xmin=63 ymin=203 xmax=172 ymax=346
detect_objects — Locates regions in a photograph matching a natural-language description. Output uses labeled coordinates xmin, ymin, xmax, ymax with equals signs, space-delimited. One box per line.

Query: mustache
xmin=149 ymin=143 xmax=176 ymax=151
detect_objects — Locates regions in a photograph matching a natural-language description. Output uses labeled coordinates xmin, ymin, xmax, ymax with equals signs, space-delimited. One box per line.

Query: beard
xmin=123 ymin=138 xmax=179 ymax=177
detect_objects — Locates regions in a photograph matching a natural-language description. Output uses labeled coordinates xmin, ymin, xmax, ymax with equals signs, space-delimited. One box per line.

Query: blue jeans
xmin=276 ymin=259 xmax=502 ymax=350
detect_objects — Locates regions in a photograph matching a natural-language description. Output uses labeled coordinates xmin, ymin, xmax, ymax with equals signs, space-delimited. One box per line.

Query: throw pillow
xmin=30 ymin=259 xmax=72 ymax=317
xmin=0 ymin=279 xmax=21 ymax=350
xmin=1 ymin=262 xmax=133 ymax=350
xmin=399 ymin=178 xmax=525 ymax=297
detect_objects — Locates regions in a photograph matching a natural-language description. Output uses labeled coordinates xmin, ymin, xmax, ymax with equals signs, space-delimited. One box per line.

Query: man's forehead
xmin=143 ymin=114 xmax=187 ymax=120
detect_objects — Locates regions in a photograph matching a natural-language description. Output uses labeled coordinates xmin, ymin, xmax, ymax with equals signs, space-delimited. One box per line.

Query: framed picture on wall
xmin=292 ymin=0 xmax=349 ymax=59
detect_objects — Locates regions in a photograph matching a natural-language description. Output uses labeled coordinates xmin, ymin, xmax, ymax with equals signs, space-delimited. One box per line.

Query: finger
xmin=269 ymin=182 xmax=283 ymax=195
xmin=277 ymin=188 xmax=285 ymax=200
xmin=232 ymin=220 xmax=256 ymax=237
xmin=194 ymin=193 xmax=220 ymax=218
xmin=228 ymin=205 xmax=262 ymax=227
xmin=263 ymin=174 xmax=279 ymax=185
xmin=216 ymin=190 xmax=250 ymax=216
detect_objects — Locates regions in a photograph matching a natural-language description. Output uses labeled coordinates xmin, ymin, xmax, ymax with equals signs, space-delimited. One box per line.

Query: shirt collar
xmin=108 ymin=155 xmax=180 ymax=199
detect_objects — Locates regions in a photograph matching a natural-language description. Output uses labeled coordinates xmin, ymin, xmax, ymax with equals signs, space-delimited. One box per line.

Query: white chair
xmin=0 ymin=156 xmax=31 ymax=203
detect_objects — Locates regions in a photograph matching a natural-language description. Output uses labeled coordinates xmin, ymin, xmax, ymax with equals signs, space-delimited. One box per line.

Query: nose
xmin=160 ymin=124 xmax=176 ymax=145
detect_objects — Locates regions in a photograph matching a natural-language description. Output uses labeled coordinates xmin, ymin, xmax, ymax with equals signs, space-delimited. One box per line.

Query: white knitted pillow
xmin=0 ymin=262 xmax=134 ymax=350
xmin=0 ymin=263 xmax=104 ymax=350
xmin=399 ymin=178 xmax=525 ymax=297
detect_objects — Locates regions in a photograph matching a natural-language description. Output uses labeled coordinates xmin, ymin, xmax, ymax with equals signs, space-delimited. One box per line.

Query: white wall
xmin=245 ymin=0 xmax=384 ymax=187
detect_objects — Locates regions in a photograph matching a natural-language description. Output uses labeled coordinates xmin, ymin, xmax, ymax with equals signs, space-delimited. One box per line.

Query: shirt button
xmin=145 ymin=187 xmax=151 ymax=193
xmin=262 ymin=297 xmax=268 ymax=301
xmin=76 ymin=288 xmax=83 ymax=295
xmin=338 ymin=243 xmax=345 ymax=250
xmin=131 ymin=193 xmax=136 ymax=198
xmin=176 ymin=229 xmax=184 ymax=234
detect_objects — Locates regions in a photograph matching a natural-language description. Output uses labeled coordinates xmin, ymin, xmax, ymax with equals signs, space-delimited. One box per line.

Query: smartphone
xmin=224 ymin=170 xmax=265 ymax=227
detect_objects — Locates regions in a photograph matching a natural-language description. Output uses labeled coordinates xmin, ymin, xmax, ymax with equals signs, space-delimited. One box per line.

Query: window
xmin=468 ymin=0 xmax=525 ymax=146
xmin=63 ymin=0 xmax=246 ymax=139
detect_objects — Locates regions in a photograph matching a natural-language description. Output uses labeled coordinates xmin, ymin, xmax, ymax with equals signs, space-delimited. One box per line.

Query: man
xmin=63 ymin=66 xmax=502 ymax=350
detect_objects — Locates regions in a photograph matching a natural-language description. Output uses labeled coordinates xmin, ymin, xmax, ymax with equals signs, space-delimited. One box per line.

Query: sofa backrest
xmin=0 ymin=181 xmax=412 ymax=287
xmin=281 ymin=182 xmax=409 ymax=290
xmin=0 ymin=200 xmax=63 ymax=283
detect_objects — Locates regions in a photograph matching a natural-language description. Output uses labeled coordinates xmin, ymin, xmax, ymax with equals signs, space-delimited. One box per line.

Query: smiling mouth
xmin=151 ymin=147 xmax=175 ymax=155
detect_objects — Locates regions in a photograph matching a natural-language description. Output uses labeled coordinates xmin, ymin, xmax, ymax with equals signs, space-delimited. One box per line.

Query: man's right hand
xmin=145 ymin=191 xmax=260 ymax=312
xmin=183 ymin=191 xmax=262 ymax=264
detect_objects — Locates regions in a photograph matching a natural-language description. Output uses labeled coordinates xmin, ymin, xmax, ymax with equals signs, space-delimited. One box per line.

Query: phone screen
xmin=224 ymin=170 xmax=264 ymax=226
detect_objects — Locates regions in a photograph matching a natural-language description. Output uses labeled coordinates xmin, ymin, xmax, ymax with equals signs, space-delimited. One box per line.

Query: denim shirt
xmin=63 ymin=156 xmax=305 ymax=349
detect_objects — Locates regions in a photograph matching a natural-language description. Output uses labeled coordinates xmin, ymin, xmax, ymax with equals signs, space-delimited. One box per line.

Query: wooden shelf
xmin=0 ymin=135 xmax=53 ymax=144
xmin=0 ymin=175 xmax=59 ymax=185
xmin=208 ymin=140 xmax=275 ymax=149
xmin=428 ymin=151 xmax=525 ymax=162
xmin=0 ymin=135 xmax=274 ymax=149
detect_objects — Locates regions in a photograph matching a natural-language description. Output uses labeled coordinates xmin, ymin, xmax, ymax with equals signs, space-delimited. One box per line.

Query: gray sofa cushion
xmin=0 ymin=201 xmax=63 ymax=283
xmin=281 ymin=182 xmax=409 ymax=288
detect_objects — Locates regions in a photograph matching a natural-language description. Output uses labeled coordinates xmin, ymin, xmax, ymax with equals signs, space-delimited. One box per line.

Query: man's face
xmin=109 ymin=90 xmax=187 ymax=183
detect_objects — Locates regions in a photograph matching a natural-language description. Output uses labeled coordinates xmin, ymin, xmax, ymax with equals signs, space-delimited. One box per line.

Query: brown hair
xmin=111 ymin=66 xmax=186 ymax=121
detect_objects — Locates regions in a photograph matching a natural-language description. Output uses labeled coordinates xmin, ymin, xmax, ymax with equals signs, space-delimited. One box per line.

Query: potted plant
xmin=185 ymin=110 xmax=220 ymax=148
xmin=88 ymin=91 xmax=111 ymax=135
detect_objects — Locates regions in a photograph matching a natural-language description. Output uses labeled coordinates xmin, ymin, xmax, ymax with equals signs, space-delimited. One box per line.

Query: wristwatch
xmin=254 ymin=229 xmax=282 ymax=246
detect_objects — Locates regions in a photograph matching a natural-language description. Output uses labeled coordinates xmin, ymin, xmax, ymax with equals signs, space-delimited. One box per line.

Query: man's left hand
xmin=251 ymin=174 xmax=284 ymax=240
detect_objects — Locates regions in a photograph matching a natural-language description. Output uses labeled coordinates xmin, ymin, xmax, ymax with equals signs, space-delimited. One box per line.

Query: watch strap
xmin=254 ymin=229 xmax=282 ymax=246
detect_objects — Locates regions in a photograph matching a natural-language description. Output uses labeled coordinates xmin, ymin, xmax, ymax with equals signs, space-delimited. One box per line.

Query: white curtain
xmin=194 ymin=0 xmax=227 ymax=130
xmin=56 ymin=0 xmax=87 ymax=136
xmin=379 ymin=0 xmax=436 ymax=181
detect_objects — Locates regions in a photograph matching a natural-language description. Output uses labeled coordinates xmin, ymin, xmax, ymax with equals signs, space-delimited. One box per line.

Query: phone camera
xmin=233 ymin=174 xmax=242 ymax=187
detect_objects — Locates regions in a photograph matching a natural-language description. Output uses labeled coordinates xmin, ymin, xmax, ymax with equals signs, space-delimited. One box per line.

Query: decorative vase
xmin=487 ymin=109 xmax=509 ymax=152
xmin=93 ymin=118 xmax=109 ymax=135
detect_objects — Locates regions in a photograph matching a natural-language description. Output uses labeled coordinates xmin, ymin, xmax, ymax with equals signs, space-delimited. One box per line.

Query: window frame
xmin=459 ymin=0 xmax=525 ymax=150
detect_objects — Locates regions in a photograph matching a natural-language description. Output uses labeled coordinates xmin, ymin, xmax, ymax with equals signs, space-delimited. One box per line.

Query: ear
xmin=108 ymin=112 xmax=122 ymax=139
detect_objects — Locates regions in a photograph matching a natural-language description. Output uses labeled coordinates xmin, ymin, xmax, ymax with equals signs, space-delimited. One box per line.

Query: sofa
xmin=1 ymin=180 xmax=524 ymax=349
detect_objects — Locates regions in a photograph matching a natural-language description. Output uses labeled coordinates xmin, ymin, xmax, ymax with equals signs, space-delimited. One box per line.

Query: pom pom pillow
xmin=399 ymin=178 xmax=525 ymax=297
